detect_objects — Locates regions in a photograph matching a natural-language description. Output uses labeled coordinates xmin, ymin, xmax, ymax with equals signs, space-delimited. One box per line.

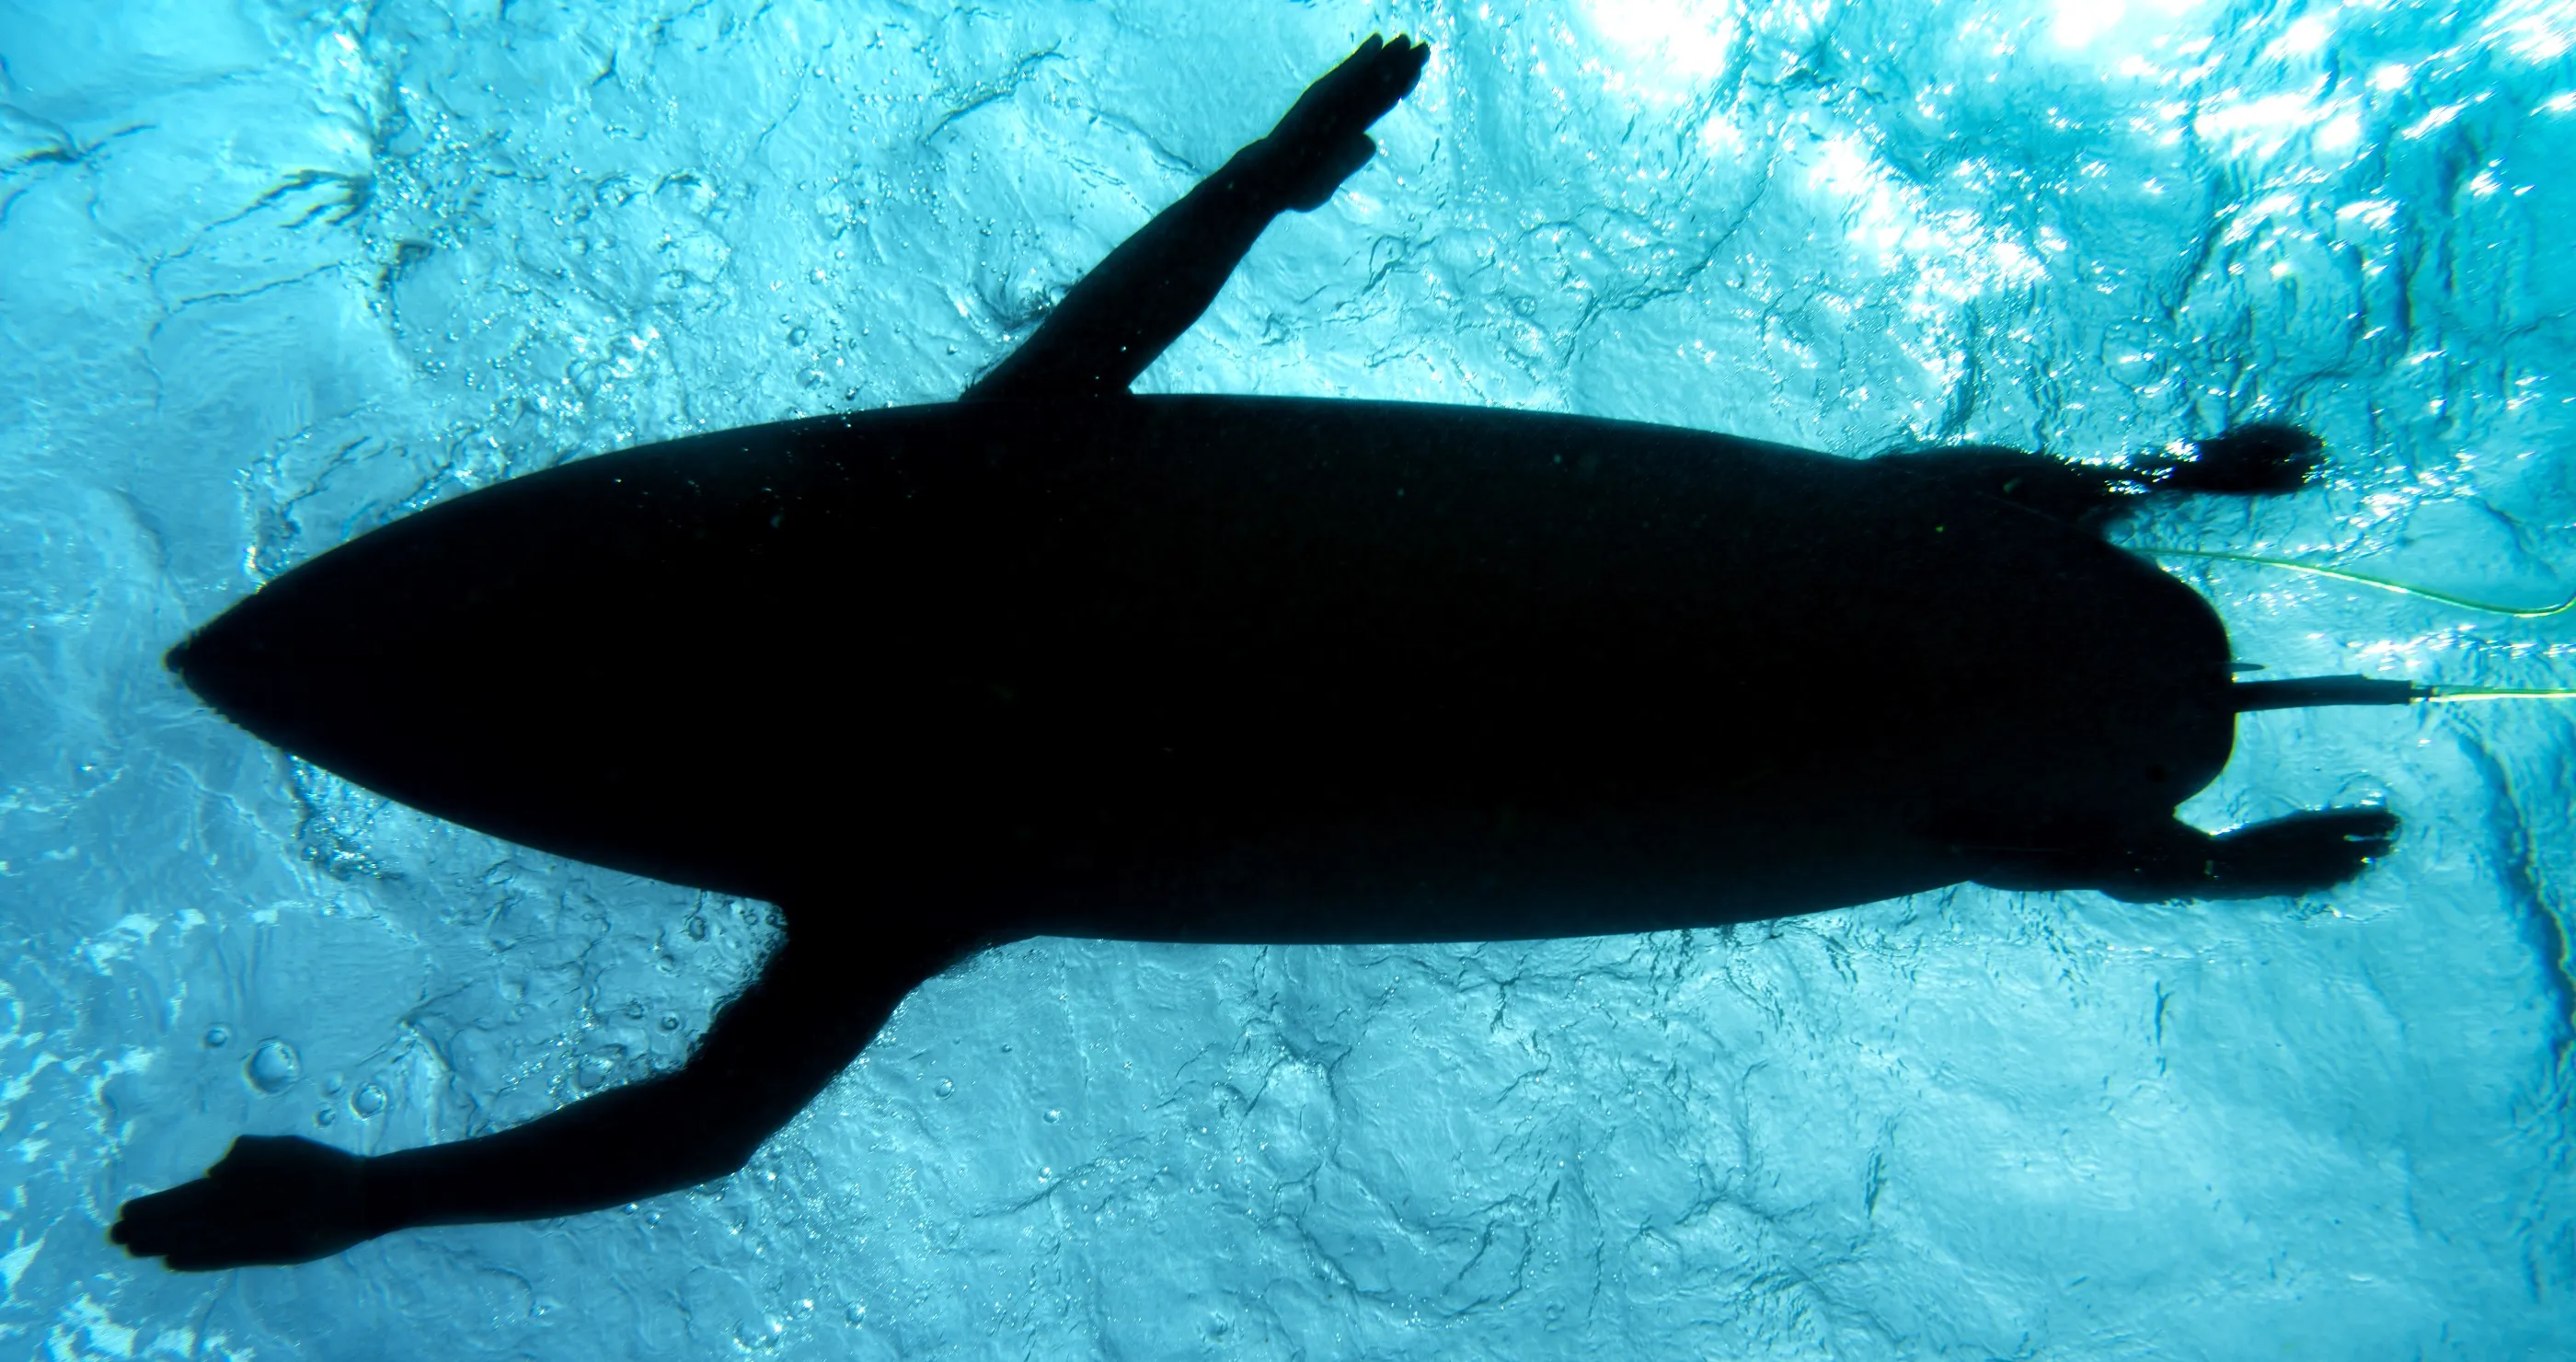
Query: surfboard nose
xmin=166 ymin=588 xmax=343 ymax=753
xmin=167 ymin=609 xmax=244 ymax=696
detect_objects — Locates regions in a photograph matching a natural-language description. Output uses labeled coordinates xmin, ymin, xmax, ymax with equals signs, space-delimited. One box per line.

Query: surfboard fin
xmin=2229 ymin=676 xmax=2576 ymax=710
xmin=2230 ymin=676 xmax=2422 ymax=711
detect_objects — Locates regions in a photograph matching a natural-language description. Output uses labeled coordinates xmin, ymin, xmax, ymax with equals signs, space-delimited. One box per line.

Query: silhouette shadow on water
xmin=114 ymin=35 xmax=2396 ymax=1271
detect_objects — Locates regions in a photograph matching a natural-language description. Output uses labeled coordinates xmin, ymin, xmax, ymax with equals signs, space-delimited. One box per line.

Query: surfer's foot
xmin=2201 ymin=806 xmax=2399 ymax=895
xmin=1978 ymin=807 xmax=2400 ymax=902
xmin=2133 ymin=421 xmax=2325 ymax=495
xmin=2087 ymin=806 xmax=2399 ymax=902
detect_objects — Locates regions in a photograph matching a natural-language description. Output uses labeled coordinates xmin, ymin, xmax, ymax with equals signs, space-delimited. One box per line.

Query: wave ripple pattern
xmin=2 ymin=1 xmax=2571 ymax=1357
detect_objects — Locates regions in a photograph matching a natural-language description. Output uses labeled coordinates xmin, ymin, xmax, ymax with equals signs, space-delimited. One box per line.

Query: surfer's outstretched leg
xmin=110 ymin=913 xmax=977 ymax=1270
xmin=961 ymin=35 xmax=1429 ymax=402
xmin=1976 ymin=807 xmax=2398 ymax=902
xmin=1879 ymin=423 xmax=2325 ymax=527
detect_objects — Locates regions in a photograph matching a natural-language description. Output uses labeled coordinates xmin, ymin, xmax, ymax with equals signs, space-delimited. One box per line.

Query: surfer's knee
xmin=669 ymin=1115 xmax=769 ymax=1185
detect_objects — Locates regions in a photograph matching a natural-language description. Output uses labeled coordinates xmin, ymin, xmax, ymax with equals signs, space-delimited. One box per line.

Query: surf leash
xmin=2130 ymin=547 xmax=2576 ymax=710
xmin=2139 ymin=545 xmax=2576 ymax=619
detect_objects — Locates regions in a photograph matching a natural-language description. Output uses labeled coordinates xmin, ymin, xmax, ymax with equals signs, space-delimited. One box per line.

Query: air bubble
xmin=577 ymin=1055 xmax=616 ymax=1090
xmin=660 ymin=1013 xmax=682 ymax=1032
xmin=351 ymin=1082 xmax=388 ymax=1117
xmin=245 ymin=1039 xmax=301 ymax=1094
xmin=314 ymin=1105 xmax=336 ymax=1127
xmin=202 ymin=1025 xmax=231 ymax=1048
xmin=1043 ymin=1107 xmax=1062 ymax=1123
xmin=934 ymin=1078 xmax=954 ymax=1099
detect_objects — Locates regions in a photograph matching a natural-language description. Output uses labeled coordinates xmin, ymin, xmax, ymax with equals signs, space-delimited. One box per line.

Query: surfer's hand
xmin=1254 ymin=34 xmax=1430 ymax=211
xmin=112 ymin=1135 xmax=376 ymax=1270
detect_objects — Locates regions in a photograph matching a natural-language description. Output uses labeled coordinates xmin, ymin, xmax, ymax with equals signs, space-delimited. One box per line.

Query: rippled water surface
xmin=3 ymin=1 xmax=2572 ymax=1356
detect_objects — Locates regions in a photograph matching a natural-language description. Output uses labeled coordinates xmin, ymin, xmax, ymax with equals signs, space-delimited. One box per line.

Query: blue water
xmin=4 ymin=1 xmax=2572 ymax=1356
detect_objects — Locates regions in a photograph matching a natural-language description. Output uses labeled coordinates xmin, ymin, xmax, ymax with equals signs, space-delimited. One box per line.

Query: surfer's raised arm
xmin=961 ymin=34 xmax=1428 ymax=403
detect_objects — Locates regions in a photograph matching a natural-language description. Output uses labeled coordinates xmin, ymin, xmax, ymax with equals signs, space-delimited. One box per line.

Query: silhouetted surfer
xmin=115 ymin=36 xmax=2394 ymax=1270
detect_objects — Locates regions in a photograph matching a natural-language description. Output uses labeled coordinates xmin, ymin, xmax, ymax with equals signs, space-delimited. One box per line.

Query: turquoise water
xmin=3 ymin=1 xmax=2572 ymax=1356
